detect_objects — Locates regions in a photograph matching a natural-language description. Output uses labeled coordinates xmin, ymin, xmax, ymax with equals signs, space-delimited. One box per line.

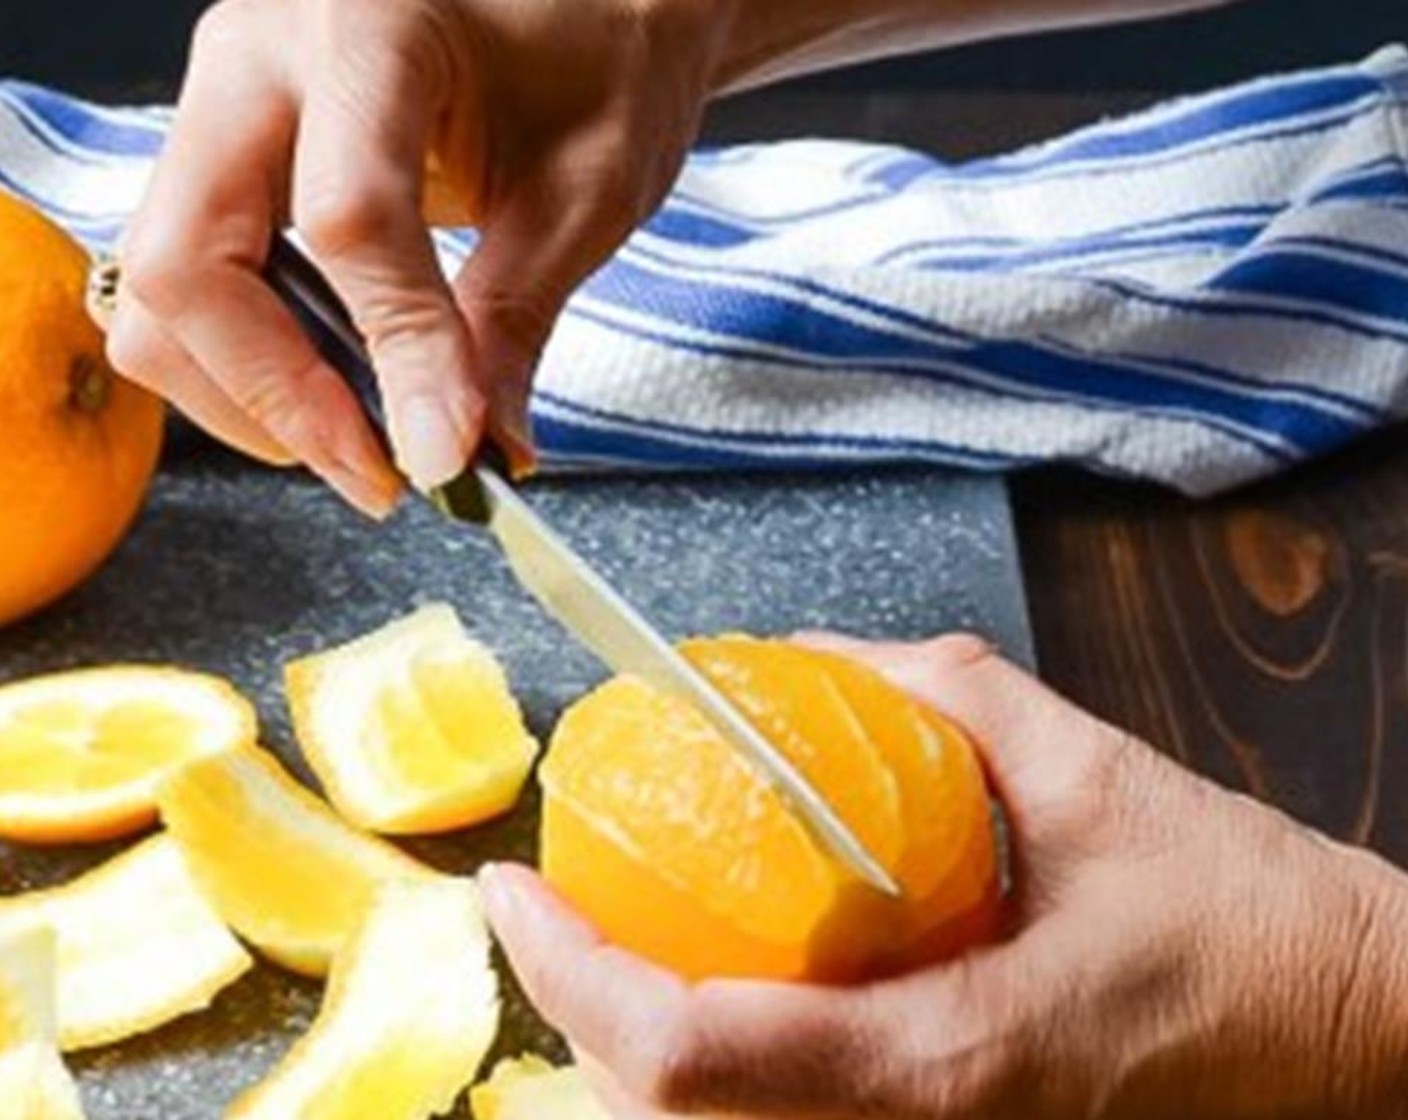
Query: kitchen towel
xmin=4 ymin=46 xmax=1408 ymax=495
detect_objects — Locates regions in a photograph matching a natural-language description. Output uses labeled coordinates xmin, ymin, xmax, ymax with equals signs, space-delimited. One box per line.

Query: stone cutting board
xmin=0 ymin=442 xmax=1032 ymax=1119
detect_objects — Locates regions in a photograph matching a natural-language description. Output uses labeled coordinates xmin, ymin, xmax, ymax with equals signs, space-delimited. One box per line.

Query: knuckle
xmin=809 ymin=998 xmax=896 ymax=1111
xmin=120 ymin=226 xmax=199 ymax=320
xmin=223 ymin=366 xmax=303 ymax=432
xmin=119 ymin=249 xmax=176 ymax=319
xmin=547 ymin=142 xmax=652 ymax=243
xmin=1047 ymin=728 xmax=1143 ymax=844
xmin=585 ymin=160 xmax=647 ymax=232
xmin=296 ymin=184 xmax=400 ymax=262
xmin=636 ymin=987 xmax=883 ymax=1115
xmin=900 ymin=968 xmax=1048 ymax=1118
xmin=358 ymin=291 xmax=464 ymax=356
xmin=190 ymin=0 xmax=260 ymax=59
xmin=630 ymin=1014 xmax=705 ymax=1110
xmin=487 ymin=296 xmax=556 ymax=361
xmin=901 ymin=633 xmax=1000 ymax=701
xmin=458 ymin=281 xmax=558 ymax=363
xmin=104 ymin=314 xmax=163 ymax=384
xmin=923 ymin=633 xmax=999 ymax=673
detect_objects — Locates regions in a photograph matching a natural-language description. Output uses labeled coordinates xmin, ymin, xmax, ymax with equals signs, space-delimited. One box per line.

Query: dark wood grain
xmin=1015 ymin=428 xmax=1408 ymax=869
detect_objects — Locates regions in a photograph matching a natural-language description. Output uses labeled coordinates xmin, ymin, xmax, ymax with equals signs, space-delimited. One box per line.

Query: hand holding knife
xmin=91 ymin=237 xmax=901 ymax=898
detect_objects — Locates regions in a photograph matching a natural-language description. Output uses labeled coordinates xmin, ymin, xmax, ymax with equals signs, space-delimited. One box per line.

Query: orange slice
xmin=157 ymin=746 xmax=436 ymax=977
xmin=540 ymin=635 xmax=1001 ymax=983
xmin=228 ymin=878 xmax=499 ymax=1119
xmin=471 ymin=1057 xmax=609 ymax=1120
xmin=0 ymin=924 xmax=84 ymax=1119
xmin=0 ymin=835 xmax=252 ymax=1051
xmin=0 ymin=666 xmax=256 ymax=843
xmin=806 ymin=644 xmax=1002 ymax=972
xmin=286 ymin=604 xmax=539 ymax=835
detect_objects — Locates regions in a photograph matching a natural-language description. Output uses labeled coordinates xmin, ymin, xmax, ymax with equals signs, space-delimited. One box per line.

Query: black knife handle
xmin=263 ymin=234 xmax=388 ymax=433
xmin=261 ymin=232 xmax=510 ymax=483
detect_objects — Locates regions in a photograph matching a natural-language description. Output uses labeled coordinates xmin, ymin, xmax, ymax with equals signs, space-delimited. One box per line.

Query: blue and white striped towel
xmin=5 ymin=47 xmax=1408 ymax=495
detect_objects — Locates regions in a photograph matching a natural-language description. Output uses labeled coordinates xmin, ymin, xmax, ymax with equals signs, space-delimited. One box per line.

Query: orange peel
xmin=286 ymin=604 xmax=539 ymax=835
xmin=229 ymin=878 xmax=499 ymax=1119
xmin=0 ymin=923 xmax=84 ymax=1119
xmin=157 ymin=746 xmax=436 ymax=976
xmin=0 ymin=834 xmax=252 ymax=1052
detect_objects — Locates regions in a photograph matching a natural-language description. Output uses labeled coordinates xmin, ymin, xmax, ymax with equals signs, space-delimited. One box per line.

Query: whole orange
xmin=540 ymin=635 xmax=1002 ymax=984
xmin=0 ymin=190 xmax=164 ymax=627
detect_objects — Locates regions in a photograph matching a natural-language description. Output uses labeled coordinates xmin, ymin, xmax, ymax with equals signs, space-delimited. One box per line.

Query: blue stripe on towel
xmin=613 ymin=233 xmax=1385 ymax=423
xmin=2 ymin=81 xmax=165 ymax=158
xmin=531 ymin=393 xmax=1029 ymax=470
xmin=585 ymin=250 xmax=1371 ymax=451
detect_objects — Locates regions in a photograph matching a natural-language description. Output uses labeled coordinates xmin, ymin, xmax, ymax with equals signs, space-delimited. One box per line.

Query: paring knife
xmin=256 ymin=235 xmax=900 ymax=897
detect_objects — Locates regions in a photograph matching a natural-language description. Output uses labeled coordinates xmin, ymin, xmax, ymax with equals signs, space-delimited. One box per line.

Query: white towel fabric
xmin=5 ymin=47 xmax=1408 ymax=494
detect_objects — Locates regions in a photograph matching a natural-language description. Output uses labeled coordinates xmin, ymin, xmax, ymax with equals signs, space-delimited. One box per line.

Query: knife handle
xmin=261 ymin=233 xmax=510 ymax=499
xmin=262 ymin=234 xmax=388 ymax=434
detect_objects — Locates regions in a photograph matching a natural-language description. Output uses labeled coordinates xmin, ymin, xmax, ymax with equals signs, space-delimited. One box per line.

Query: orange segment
xmin=228 ymin=878 xmax=499 ymax=1120
xmin=157 ymin=746 xmax=436 ymax=977
xmin=0 ymin=667 xmax=257 ymax=843
xmin=543 ymin=674 xmax=847 ymax=979
xmin=543 ymin=797 xmax=809 ymax=980
xmin=540 ymin=636 xmax=1001 ymax=983
xmin=0 ymin=924 xmax=84 ymax=1120
xmin=814 ymin=653 xmax=1002 ymax=970
xmin=286 ymin=604 xmax=539 ymax=835
xmin=471 ymin=1056 xmax=609 ymax=1120
xmin=0 ymin=835 xmax=253 ymax=1051
xmin=683 ymin=636 xmax=904 ymax=868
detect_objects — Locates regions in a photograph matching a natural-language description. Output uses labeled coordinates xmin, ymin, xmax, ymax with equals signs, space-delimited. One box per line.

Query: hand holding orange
xmin=540 ymin=634 xmax=1002 ymax=983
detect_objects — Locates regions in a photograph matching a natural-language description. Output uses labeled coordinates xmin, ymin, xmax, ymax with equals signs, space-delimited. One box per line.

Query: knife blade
xmin=256 ymin=234 xmax=900 ymax=898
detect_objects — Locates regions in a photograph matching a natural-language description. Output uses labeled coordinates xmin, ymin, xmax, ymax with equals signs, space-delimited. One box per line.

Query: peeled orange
xmin=0 ymin=924 xmax=84 ymax=1119
xmin=229 ymin=878 xmax=499 ymax=1120
xmin=157 ymin=746 xmax=436 ymax=976
xmin=286 ymin=604 xmax=538 ymax=835
xmin=0 ymin=834 xmax=252 ymax=1051
xmin=0 ymin=666 xmax=257 ymax=844
xmin=540 ymin=635 xmax=1000 ymax=983
xmin=471 ymin=1057 xmax=608 ymax=1120
xmin=0 ymin=188 xmax=164 ymax=628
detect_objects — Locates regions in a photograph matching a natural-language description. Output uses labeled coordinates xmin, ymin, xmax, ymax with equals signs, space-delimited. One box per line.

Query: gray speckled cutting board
xmin=0 ymin=440 xmax=1031 ymax=1119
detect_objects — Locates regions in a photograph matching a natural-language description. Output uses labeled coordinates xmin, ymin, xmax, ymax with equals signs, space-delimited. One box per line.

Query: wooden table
xmin=1016 ymin=431 xmax=1408 ymax=869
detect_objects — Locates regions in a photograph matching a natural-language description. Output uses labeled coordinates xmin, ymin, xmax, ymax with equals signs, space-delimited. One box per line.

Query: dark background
xmin=0 ymin=0 xmax=1402 ymax=102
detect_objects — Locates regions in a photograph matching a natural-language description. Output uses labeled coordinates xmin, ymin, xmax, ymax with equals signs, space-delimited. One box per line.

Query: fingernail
xmin=394 ymin=396 xmax=468 ymax=492
xmin=261 ymin=445 xmax=300 ymax=470
xmin=494 ymin=426 xmax=539 ymax=481
xmin=324 ymin=461 xmax=401 ymax=521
